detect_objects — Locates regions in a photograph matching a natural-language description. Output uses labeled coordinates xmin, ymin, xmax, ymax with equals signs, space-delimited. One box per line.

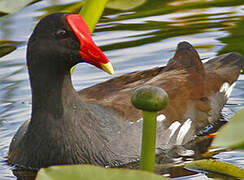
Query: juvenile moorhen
xmin=8 ymin=13 xmax=244 ymax=170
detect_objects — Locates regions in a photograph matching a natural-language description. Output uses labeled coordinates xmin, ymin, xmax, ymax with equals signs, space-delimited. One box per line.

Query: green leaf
xmin=212 ymin=109 xmax=244 ymax=149
xmin=107 ymin=0 xmax=146 ymax=10
xmin=0 ymin=0 xmax=37 ymax=14
xmin=40 ymin=2 xmax=84 ymax=17
xmin=36 ymin=164 xmax=169 ymax=180
xmin=185 ymin=159 xmax=244 ymax=178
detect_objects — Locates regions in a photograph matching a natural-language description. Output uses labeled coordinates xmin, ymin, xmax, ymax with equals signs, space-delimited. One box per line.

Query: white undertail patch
xmin=219 ymin=82 xmax=230 ymax=93
xmin=168 ymin=121 xmax=181 ymax=139
xmin=176 ymin=118 xmax=192 ymax=145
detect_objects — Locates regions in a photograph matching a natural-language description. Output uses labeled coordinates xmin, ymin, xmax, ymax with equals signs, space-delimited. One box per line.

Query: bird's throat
xmin=29 ymin=68 xmax=78 ymax=124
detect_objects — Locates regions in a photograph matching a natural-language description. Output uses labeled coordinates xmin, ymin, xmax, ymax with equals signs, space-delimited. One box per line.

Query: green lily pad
xmin=36 ymin=164 xmax=169 ymax=180
xmin=212 ymin=109 xmax=244 ymax=149
xmin=185 ymin=159 xmax=244 ymax=178
xmin=0 ymin=40 xmax=22 ymax=58
xmin=40 ymin=2 xmax=84 ymax=18
xmin=0 ymin=0 xmax=37 ymax=14
xmin=0 ymin=45 xmax=16 ymax=58
xmin=107 ymin=0 xmax=146 ymax=10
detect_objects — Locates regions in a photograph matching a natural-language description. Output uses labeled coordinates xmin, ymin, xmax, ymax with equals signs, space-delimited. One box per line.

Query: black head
xmin=27 ymin=13 xmax=81 ymax=73
xmin=27 ymin=13 xmax=113 ymax=75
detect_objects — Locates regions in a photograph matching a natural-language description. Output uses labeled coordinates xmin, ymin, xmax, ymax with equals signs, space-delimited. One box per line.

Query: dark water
xmin=0 ymin=0 xmax=244 ymax=179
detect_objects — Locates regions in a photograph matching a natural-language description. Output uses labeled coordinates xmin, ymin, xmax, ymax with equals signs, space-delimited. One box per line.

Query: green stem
xmin=79 ymin=0 xmax=109 ymax=34
xmin=140 ymin=111 xmax=157 ymax=172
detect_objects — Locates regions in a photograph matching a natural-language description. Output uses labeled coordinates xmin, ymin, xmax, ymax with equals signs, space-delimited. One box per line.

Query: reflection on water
xmin=0 ymin=0 xmax=244 ymax=179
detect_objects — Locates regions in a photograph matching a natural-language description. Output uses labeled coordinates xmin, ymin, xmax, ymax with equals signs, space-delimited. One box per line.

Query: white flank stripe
xmin=226 ymin=82 xmax=236 ymax=98
xmin=219 ymin=82 xmax=230 ymax=93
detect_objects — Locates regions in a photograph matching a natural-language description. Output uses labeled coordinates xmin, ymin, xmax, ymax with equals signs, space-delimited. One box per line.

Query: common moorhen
xmin=8 ymin=13 xmax=244 ymax=170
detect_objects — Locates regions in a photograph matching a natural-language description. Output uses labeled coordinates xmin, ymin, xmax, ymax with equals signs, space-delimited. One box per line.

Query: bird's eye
xmin=55 ymin=29 xmax=68 ymax=39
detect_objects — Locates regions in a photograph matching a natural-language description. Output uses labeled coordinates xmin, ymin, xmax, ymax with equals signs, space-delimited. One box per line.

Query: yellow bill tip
xmin=101 ymin=62 xmax=114 ymax=75
xmin=70 ymin=65 xmax=76 ymax=74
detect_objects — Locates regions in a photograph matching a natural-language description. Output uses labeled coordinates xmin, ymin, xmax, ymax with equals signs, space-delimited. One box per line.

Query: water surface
xmin=0 ymin=0 xmax=244 ymax=179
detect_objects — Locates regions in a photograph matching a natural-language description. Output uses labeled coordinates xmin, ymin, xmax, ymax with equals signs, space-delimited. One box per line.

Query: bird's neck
xmin=28 ymin=65 xmax=78 ymax=124
xmin=24 ymin=66 xmax=118 ymax=166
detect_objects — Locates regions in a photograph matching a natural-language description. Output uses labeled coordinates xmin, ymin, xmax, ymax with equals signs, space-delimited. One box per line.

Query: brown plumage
xmin=79 ymin=42 xmax=243 ymax=130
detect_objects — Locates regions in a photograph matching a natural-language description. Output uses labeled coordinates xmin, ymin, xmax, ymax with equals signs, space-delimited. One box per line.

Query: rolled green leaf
xmin=131 ymin=85 xmax=169 ymax=172
xmin=131 ymin=86 xmax=169 ymax=112
xmin=79 ymin=0 xmax=109 ymax=33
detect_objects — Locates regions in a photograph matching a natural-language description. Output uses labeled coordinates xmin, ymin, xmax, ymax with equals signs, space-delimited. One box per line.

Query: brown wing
xmin=78 ymin=42 xmax=244 ymax=130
